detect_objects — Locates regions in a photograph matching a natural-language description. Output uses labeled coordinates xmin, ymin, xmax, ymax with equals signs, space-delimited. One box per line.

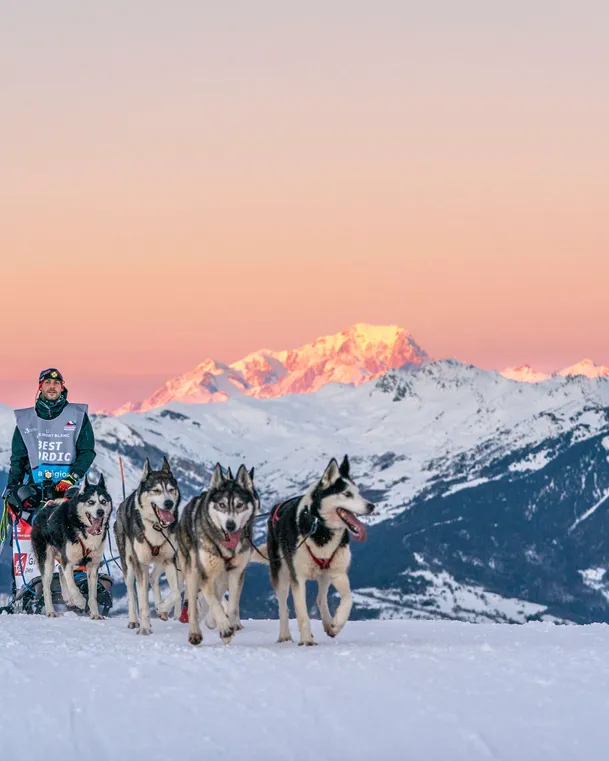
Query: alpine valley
xmin=2 ymin=323 xmax=609 ymax=625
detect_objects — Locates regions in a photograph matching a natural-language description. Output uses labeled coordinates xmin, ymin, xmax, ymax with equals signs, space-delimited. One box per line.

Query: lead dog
xmin=253 ymin=455 xmax=374 ymax=645
xmin=177 ymin=463 xmax=258 ymax=646
xmin=31 ymin=474 xmax=112 ymax=619
xmin=114 ymin=457 xmax=181 ymax=635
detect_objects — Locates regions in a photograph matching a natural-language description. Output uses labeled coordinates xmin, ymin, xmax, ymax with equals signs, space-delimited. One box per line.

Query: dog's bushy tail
xmin=249 ymin=543 xmax=270 ymax=565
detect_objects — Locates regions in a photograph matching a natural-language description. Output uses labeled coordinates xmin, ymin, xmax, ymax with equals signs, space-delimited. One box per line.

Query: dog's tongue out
xmin=221 ymin=530 xmax=241 ymax=550
xmin=336 ymin=508 xmax=367 ymax=542
xmin=86 ymin=516 xmax=103 ymax=536
xmin=156 ymin=508 xmax=175 ymax=525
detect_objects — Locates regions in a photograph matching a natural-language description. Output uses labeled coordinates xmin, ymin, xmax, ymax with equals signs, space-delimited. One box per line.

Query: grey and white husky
xmin=114 ymin=457 xmax=181 ymax=635
xmin=177 ymin=463 xmax=258 ymax=646
xmin=31 ymin=474 xmax=113 ymax=619
xmin=253 ymin=455 xmax=374 ymax=645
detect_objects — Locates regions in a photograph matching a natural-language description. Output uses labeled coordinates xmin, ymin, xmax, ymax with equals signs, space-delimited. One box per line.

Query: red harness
xmin=77 ymin=536 xmax=92 ymax=560
xmin=209 ymin=537 xmax=239 ymax=571
xmin=272 ymin=498 xmax=338 ymax=568
xmin=143 ymin=535 xmax=164 ymax=557
xmin=54 ymin=538 xmax=90 ymax=570
xmin=271 ymin=499 xmax=290 ymax=528
xmin=305 ymin=542 xmax=340 ymax=570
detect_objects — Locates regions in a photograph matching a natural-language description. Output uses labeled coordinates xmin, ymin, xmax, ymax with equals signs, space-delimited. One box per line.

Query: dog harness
xmin=270 ymin=498 xmax=291 ymax=528
xmin=208 ymin=537 xmax=239 ymax=571
xmin=77 ymin=536 xmax=92 ymax=560
xmin=271 ymin=497 xmax=334 ymax=566
xmin=143 ymin=534 xmax=165 ymax=557
xmin=53 ymin=535 xmax=91 ymax=568
xmin=41 ymin=498 xmax=91 ymax=567
xmin=305 ymin=542 xmax=341 ymax=570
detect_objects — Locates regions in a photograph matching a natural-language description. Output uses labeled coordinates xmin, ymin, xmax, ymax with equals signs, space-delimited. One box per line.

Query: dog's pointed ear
xmin=209 ymin=463 xmax=224 ymax=490
xmin=339 ymin=455 xmax=350 ymax=479
xmin=226 ymin=466 xmax=234 ymax=480
xmin=79 ymin=474 xmax=89 ymax=494
xmin=236 ymin=464 xmax=254 ymax=491
xmin=142 ymin=458 xmax=151 ymax=480
xmin=249 ymin=466 xmax=255 ymax=481
xmin=97 ymin=473 xmax=106 ymax=491
xmin=161 ymin=456 xmax=171 ymax=473
xmin=320 ymin=458 xmax=341 ymax=488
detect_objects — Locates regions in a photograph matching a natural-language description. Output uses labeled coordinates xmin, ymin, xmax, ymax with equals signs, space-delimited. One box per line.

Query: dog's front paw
xmin=157 ymin=598 xmax=174 ymax=616
xmin=298 ymin=638 xmax=318 ymax=647
xmin=324 ymin=619 xmax=342 ymax=638
xmin=277 ymin=634 xmax=293 ymax=644
xmin=219 ymin=625 xmax=235 ymax=644
xmin=189 ymin=632 xmax=203 ymax=646
xmin=137 ymin=626 xmax=152 ymax=636
xmin=47 ymin=611 xmax=58 ymax=618
xmin=72 ymin=592 xmax=87 ymax=610
xmin=90 ymin=613 xmax=104 ymax=621
xmin=232 ymin=620 xmax=244 ymax=632
xmin=127 ymin=621 xmax=139 ymax=630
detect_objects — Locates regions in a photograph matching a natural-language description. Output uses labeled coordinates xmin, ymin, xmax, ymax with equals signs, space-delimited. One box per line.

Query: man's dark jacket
xmin=7 ymin=389 xmax=96 ymax=490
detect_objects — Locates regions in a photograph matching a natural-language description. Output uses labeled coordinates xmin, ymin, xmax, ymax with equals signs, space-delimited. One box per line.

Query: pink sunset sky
xmin=1 ymin=2 xmax=608 ymax=410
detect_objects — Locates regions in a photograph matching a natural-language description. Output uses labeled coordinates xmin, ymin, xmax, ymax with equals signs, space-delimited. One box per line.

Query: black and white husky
xmin=31 ymin=474 xmax=113 ymax=620
xmin=255 ymin=455 xmax=374 ymax=645
xmin=177 ymin=463 xmax=258 ymax=646
xmin=114 ymin=457 xmax=181 ymax=635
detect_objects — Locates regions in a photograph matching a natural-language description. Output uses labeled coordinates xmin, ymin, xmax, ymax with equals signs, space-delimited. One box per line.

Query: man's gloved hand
xmin=4 ymin=490 xmax=21 ymax=518
xmin=55 ymin=473 xmax=79 ymax=494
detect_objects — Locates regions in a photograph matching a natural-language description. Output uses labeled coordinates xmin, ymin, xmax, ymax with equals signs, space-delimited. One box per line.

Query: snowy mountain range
xmin=500 ymin=359 xmax=609 ymax=384
xmin=107 ymin=323 xmax=428 ymax=415
xmin=105 ymin=323 xmax=609 ymax=416
xmin=2 ymin=324 xmax=609 ymax=624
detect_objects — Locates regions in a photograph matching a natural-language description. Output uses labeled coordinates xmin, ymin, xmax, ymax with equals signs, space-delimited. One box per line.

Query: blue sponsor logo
xmin=33 ymin=465 xmax=70 ymax=484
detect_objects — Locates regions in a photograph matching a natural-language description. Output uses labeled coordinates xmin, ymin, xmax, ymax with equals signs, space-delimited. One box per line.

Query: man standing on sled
xmin=0 ymin=368 xmax=96 ymax=609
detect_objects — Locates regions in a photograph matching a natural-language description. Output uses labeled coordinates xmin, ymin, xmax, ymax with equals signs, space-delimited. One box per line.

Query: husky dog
xmin=177 ymin=463 xmax=258 ymax=646
xmin=31 ymin=474 xmax=113 ymax=619
xmin=255 ymin=455 xmax=374 ymax=645
xmin=114 ymin=457 xmax=181 ymax=635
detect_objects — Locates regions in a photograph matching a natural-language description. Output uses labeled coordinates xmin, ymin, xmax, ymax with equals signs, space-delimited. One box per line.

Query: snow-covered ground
xmin=2 ymin=615 xmax=609 ymax=761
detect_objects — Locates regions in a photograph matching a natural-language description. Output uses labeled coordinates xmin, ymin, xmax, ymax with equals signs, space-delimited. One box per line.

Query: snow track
xmin=2 ymin=616 xmax=609 ymax=760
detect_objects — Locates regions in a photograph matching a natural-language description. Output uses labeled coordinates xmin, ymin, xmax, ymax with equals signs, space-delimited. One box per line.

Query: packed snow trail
xmin=1 ymin=616 xmax=609 ymax=761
